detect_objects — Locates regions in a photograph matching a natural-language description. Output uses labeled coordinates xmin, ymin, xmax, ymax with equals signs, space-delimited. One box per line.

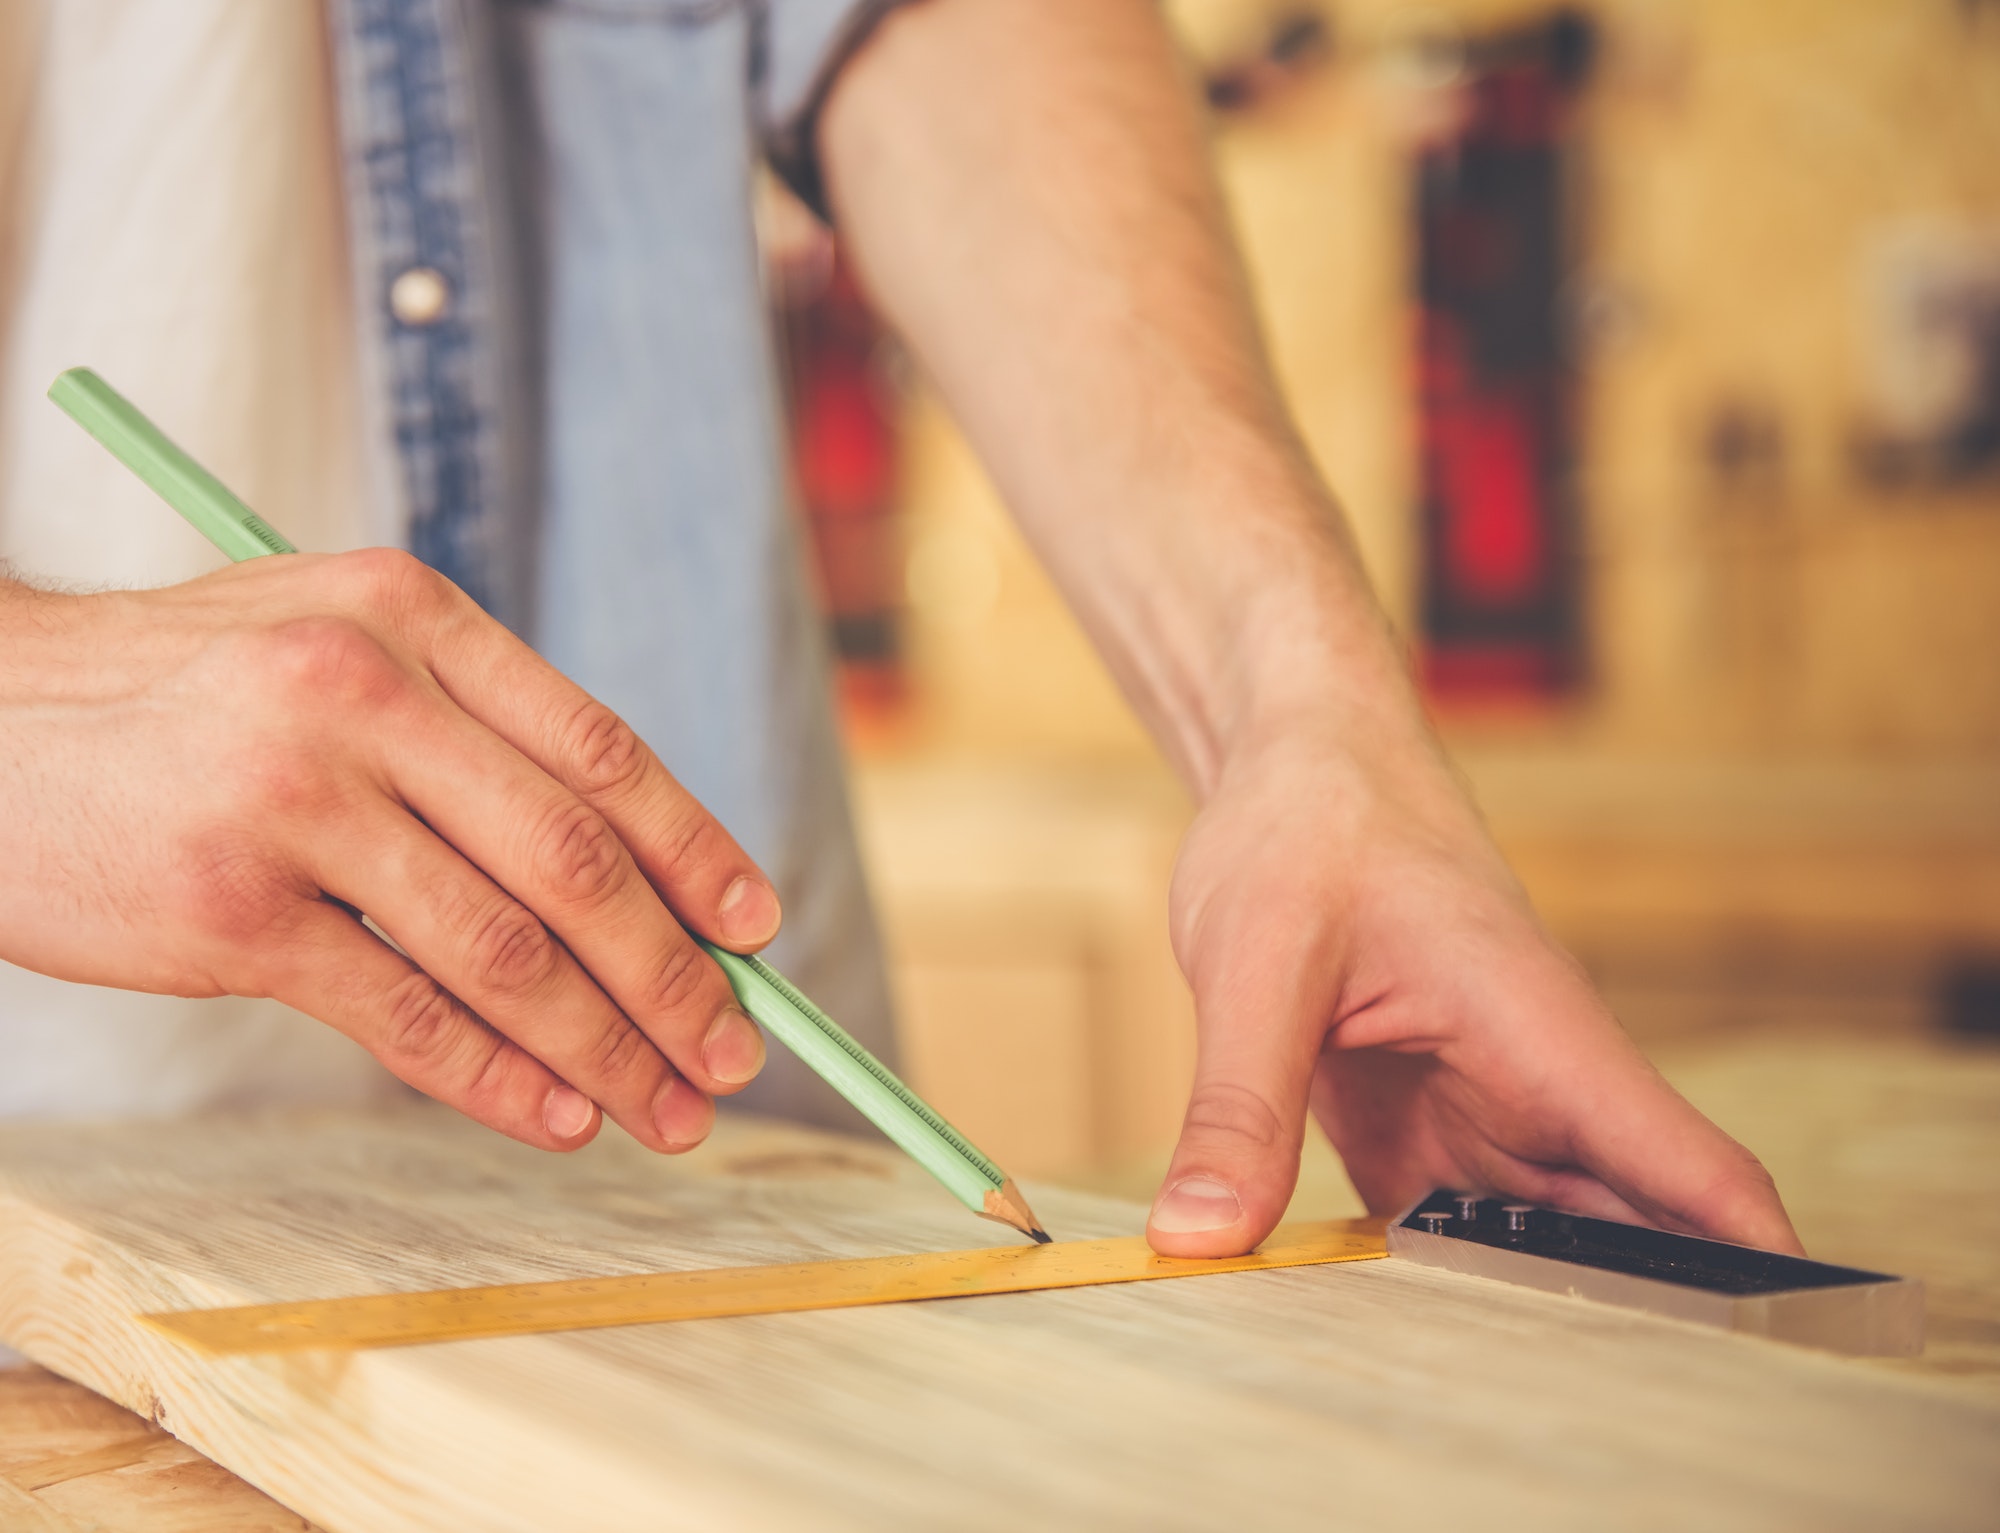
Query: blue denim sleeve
xmin=759 ymin=0 xmax=915 ymax=215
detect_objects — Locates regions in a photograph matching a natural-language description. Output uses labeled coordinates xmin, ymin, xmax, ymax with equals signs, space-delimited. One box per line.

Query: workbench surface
xmin=1 ymin=1027 xmax=1995 ymax=1532
xmin=0 ymin=1360 xmax=322 ymax=1532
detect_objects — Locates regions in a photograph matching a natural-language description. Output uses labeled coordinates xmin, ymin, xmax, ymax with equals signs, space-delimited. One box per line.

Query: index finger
xmin=341 ymin=552 xmax=783 ymax=952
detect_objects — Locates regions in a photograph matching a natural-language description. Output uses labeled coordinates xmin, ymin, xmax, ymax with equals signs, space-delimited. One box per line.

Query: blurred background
xmin=765 ymin=0 xmax=1999 ymax=1379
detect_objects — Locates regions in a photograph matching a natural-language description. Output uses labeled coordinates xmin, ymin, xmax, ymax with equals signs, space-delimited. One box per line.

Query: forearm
xmin=0 ymin=574 xmax=86 ymax=695
xmin=822 ymin=0 xmax=1432 ymax=797
xmin=821 ymin=2 xmax=1800 ymax=1258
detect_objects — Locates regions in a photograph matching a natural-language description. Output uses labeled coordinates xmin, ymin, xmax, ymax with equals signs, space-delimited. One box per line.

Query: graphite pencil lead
xmin=981 ymin=1179 xmax=1051 ymax=1244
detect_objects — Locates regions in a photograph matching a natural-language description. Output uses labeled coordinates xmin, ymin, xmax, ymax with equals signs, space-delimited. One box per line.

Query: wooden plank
xmin=0 ymin=1105 xmax=1994 ymax=1532
xmin=10 ymin=1430 xmax=179 ymax=1491
xmin=0 ymin=1476 xmax=79 ymax=1533
xmin=0 ymin=1361 xmax=325 ymax=1531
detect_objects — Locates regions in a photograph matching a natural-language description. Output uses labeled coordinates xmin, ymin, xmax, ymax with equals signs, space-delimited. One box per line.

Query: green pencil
xmin=49 ymin=365 xmax=1050 ymax=1245
xmin=699 ymin=944 xmax=1046 ymax=1240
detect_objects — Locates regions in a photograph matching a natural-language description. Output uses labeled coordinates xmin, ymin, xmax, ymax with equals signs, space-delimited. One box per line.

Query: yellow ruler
xmin=140 ymin=1219 xmax=1387 ymax=1356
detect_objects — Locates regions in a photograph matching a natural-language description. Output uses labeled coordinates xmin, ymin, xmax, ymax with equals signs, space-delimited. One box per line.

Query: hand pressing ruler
xmin=139 ymin=1219 xmax=1387 ymax=1356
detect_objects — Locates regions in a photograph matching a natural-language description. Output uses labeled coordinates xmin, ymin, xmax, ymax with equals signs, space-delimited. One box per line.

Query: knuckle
xmin=1716 ymin=1147 xmax=1781 ymax=1207
xmin=339 ymin=546 xmax=452 ymax=624
xmin=454 ymin=1028 xmax=533 ymax=1121
xmin=258 ymin=616 xmax=405 ymax=710
xmin=1180 ymin=1082 xmax=1286 ymax=1155
xmin=577 ymin=1021 xmax=659 ymax=1087
xmin=1679 ymin=1151 xmax=1787 ymax=1245
xmin=647 ymin=801 xmax=723 ymax=888
xmin=465 ymin=901 xmax=561 ymax=996
xmin=559 ymin=700 xmax=648 ymax=800
xmin=532 ymin=800 xmax=628 ymax=907
xmin=635 ymin=938 xmax=714 ymax=1020
xmin=379 ymin=970 xmax=476 ymax=1068
xmin=180 ymin=839 xmax=302 ymax=945
xmin=1732 ymin=1147 xmax=1778 ymax=1190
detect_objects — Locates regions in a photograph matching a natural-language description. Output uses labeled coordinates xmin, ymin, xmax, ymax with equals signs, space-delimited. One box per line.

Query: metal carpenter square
xmin=1388 ymin=1191 xmax=1922 ymax=1355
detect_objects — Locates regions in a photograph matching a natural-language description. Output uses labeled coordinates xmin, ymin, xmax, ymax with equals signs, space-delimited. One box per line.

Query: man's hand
xmin=0 ymin=551 xmax=776 ymax=1151
xmin=1149 ymin=730 xmax=1800 ymax=1255
xmin=824 ymin=0 xmax=1799 ymax=1254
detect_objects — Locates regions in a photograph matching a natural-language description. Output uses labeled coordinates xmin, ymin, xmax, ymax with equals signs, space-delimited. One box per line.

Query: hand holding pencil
xmin=29 ymin=368 xmax=1045 ymax=1241
xmin=10 ymin=373 xmax=772 ymax=1145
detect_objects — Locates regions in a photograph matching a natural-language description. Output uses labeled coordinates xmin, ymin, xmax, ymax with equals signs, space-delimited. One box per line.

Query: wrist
xmin=1159 ymin=477 xmax=1501 ymax=853
xmin=1187 ymin=488 xmax=1432 ymax=777
xmin=0 ymin=584 xmax=143 ymax=707
xmin=0 ymin=579 xmax=70 ymax=684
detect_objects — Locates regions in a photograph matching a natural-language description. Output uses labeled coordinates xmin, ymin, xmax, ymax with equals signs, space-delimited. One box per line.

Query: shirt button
xmin=388 ymin=266 xmax=452 ymax=327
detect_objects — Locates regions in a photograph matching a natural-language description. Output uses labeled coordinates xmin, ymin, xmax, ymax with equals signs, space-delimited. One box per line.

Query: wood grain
xmin=0 ymin=1104 xmax=1994 ymax=1532
xmin=0 ymin=1359 xmax=324 ymax=1531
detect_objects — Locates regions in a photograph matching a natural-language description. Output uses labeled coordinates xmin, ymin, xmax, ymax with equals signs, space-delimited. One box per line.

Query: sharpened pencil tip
xmin=982 ymin=1178 xmax=1051 ymax=1244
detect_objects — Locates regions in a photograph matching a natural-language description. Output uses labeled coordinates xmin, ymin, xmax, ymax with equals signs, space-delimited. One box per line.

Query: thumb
xmin=1146 ymin=970 xmax=1323 ymax=1257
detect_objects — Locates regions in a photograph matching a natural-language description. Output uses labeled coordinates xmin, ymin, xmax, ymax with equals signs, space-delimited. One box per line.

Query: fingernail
xmin=702 ymin=1006 xmax=765 ymax=1085
xmin=543 ymin=1084 xmax=595 ymax=1140
xmin=717 ymin=875 xmax=781 ymax=946
xmin=1150 ymin=1176 xmax=1243 ymax=1234
xmin=653 ymin=1075 xmax=715 ymax=1149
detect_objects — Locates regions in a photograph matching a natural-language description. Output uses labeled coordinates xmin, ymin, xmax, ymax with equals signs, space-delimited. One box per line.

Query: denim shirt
xmin=324 ymin=0 xmax=902 ymax=1129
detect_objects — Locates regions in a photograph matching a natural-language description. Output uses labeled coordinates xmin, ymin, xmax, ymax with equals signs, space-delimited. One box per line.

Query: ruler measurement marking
xmin=139 ymin=1222 xmax=1387 ymax=1356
